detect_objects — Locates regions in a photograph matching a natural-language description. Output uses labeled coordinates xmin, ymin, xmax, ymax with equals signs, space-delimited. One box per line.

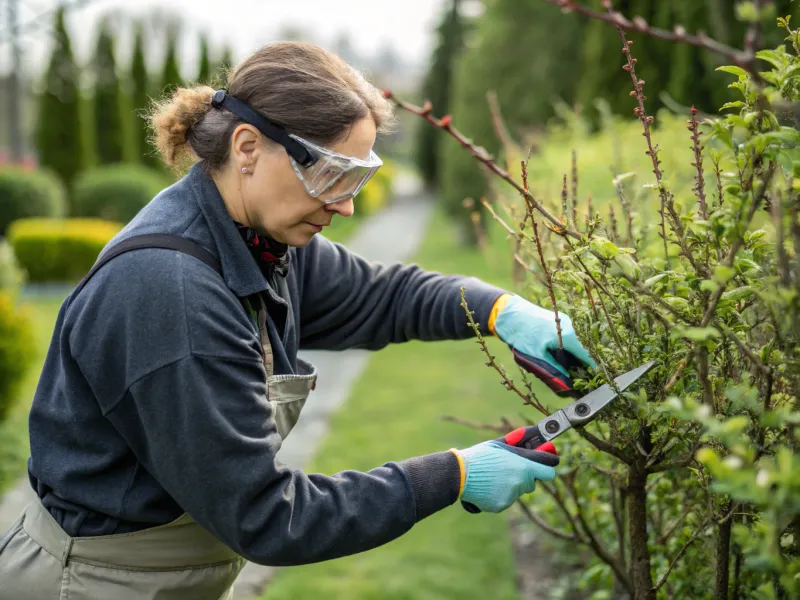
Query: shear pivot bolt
xmin=575 ymin=403 xmax=590 ymax=416
xmin=545 ymin=421 xmax=560 ymax=434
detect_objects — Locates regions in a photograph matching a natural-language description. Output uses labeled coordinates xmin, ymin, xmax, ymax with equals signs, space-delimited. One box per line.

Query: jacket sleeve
xmin=296 ymin=234 xmax=508 ymax=351
xmin=74 ymin=252 xmax=462 ymax=566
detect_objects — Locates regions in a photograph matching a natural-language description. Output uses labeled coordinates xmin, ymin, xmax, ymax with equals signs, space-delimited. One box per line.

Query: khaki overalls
xmin=0 ymin=291 xmax=317 ymax=600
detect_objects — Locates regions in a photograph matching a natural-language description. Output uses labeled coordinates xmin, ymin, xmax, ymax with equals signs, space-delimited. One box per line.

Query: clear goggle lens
xmin=289 ymin=134 xmax=382 ymax=204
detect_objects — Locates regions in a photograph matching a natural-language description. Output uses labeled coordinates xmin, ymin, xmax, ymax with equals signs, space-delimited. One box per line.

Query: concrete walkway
xmin=0 ymin=174 xmax=435 ymax=600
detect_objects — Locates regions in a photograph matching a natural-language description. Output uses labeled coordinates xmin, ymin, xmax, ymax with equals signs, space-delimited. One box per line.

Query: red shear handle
xmin=512 ymin=349 xmax=577 ymax=397
xmin=461 ymin=428 xmax=558 ymax=514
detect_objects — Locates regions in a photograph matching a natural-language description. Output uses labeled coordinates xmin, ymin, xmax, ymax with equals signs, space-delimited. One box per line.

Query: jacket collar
xmin=186 ymin=163 xmax=273 ymax=299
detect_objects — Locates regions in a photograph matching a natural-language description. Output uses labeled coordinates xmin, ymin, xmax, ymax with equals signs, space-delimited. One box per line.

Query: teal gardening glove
xmin=492 ymin=294 xmax=597 ymax=379
xmin=450 ymin=438 xmax=558 ymax=513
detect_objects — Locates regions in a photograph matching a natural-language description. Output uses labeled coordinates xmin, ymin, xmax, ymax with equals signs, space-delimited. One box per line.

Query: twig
xmin=460 ymin=287 xmax=547 ymax=412
xmin=517 ymin=499 xmax=580 ymax=543
xmin=523 ymin=161 xmax=563 ymax=349
xmin=574 ymin=427 xmax=632 ymax=465
xmin=562 ymin=174 xmax=571 ymax=229
xmin=652 ymin=516 xmax=712 ymax=592
xmin=712 ymin=152 xmax=724 ymax=210
xmin=647 ymin=454 xmax=698 ymax=475
xmin=658 ymin=504 xmax=697 ymax=545
xmin=564 ymin=472 xmax=634 ymax=593
xmin=688 ymin=106 xmax=708 ymax=220
xmin=541 ymin=0 xmax=756 ymax=73
xmin=441 ymin=415 xmax=507 ymax=434
xmin=513 ymin=253 xmax=548 ymax=287
xmin=701 ymin=168 xmax=776 ymax=327
xmin=608 ymin=203 xmax=620 ymax=243
xmin=480 ymin=198 xmax=526 ymax=238
xmin=383 ymin=91 xmax=580 ymax=239
xmin=487 ymin=90 xmax=516 ymax=155
xmin=570 ymin=154 xmax=578 ymax=230
xmin=612 ymin=19 xmax=670 ymax=264
xmin=718 ymin=323 xmax=772 ymax=376
xmin=664 ymin=350 xmax=692 ymax=393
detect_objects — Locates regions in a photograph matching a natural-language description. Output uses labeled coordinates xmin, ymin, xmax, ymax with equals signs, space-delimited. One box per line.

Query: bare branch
xmin=383 ymin=91 xmax=580 ymax=239
xmin=460 ymin=287 xmax=548 ymax=412
xmin=541 ymin=0 xmax=755 ymax=73
xmin=652 ymin=516 xmax=712 ymax=593
xmin=441 ymin=415 xmax=507 ymax=434
xmin=517 ymin=499 xmax=581 ymax=543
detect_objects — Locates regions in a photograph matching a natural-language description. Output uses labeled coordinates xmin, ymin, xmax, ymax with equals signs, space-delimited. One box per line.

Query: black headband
xmin=210 ymin=90 xmax=317 ymax=167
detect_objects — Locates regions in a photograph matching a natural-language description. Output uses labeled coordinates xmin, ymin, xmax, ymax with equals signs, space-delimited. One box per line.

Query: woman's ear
xmin=230 ymin=124 xmax=261 ymax=170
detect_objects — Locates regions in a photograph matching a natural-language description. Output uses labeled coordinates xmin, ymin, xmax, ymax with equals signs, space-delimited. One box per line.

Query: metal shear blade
xmin=536 ymin=360 xmax=656 ymax=442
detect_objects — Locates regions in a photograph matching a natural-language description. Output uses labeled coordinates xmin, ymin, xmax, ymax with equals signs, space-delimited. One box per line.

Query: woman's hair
xmin=148 ymin=41 xmax=396 ymax=173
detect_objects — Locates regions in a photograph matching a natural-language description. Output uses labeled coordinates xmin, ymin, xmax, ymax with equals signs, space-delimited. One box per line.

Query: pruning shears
xmin=462 ymin=360 xmax=656 ymax=514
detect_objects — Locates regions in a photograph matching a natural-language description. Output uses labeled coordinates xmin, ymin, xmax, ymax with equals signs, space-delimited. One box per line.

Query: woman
xmin=0 ymin=42 xmax=595 ymax=599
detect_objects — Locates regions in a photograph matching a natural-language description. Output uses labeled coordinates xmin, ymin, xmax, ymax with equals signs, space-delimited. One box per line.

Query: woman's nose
xmin=326 ymin=196 xmax=355 ymax=218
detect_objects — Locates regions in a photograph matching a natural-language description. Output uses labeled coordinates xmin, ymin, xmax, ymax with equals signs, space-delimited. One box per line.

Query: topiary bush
xmin=0 ymin=167 xmax=67 ymax=237
xmin=7 ymin=218 xmax=122 ymax=283
xmin=71 ymin=163 xmax=171 ymax=223
xmin=357 ymin=159 xmax=396 ymax=216
xmin=0 ymin=292 xmax=35 ymax=421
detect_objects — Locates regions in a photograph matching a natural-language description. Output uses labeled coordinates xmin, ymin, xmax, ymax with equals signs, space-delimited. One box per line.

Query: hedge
xmin=7 ymin=218 xmax=122 ymax=283
xmin=357 ymin=159 xmax=395 ymax=216
xmin=0 ymin=167 xmax=67 ymax=237
xmin=71 ymin=163 xmax=171 ymax=223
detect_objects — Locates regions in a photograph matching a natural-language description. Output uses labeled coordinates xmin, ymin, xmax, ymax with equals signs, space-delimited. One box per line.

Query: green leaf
xmin=717 ymin=65 xmax=749 ymax=80
xmin=589 ymin=237 xmax=619 ymax=259
xmin=713 ymin=265 xmax=736 ymax=284
xmin=722 ymin=286 xmax=755 ymax=302
xmin=644 ymin=273 xmax=668 ymax=288
xmin=673 ymin=326 xmax=721 ymax=342
xmin=701 ymin=280 xmax=720 ymax=293
xmin=720 ymin=101 xmax=745 ymax=111
xmin=755 ymin=49 xmax=788 ymax=69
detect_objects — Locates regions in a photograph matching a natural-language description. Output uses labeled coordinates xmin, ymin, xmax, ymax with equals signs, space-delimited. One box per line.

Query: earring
xmin=241 ymin=167 xmax=247 ymax=173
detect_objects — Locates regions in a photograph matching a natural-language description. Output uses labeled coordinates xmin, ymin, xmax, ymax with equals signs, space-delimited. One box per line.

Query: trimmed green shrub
xmin=0 ymin=292 xmax=35 ymax=420
xmin=0 ymin=239 xmax=24 ymax=290
xmin=7 ymin=218 xmax=122 ymax=283
xmin=71 ymin=164 xmax=170 ymax=223
xmin=0 ymin=167 xmax=67 ymax=237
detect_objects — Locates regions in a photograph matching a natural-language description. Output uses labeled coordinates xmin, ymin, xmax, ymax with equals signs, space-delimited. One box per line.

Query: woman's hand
xmin=491 ymin=294 xmax=596 ymax=377
xmin=450 ymin=438 xmax=558 ymax=513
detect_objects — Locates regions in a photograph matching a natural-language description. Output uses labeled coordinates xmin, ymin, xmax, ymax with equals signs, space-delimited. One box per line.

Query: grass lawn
xmin=262 ymin=208 xmax=559 ymax=600
xmin=0 ymin=295 xmax=65 ymax=494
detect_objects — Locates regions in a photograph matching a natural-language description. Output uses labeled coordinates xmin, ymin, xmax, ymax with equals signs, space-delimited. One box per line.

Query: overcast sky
xmin=5 ymin=0 xmax=452 ymax=77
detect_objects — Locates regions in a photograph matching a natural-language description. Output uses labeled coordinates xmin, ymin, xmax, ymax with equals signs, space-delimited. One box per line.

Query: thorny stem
xmin=688 ymin=106 xmax=708 ymax=220
xmin=459 ymin=287 xmax=548 ymax=413
xmin=613 ymin=21 xmax=670 ymax=265
xmin=525 ymin=161 xmax=563 ymax=349
xmin=608 ymin=203 xmax=620 ymax=243
xmin=712 ymin=152 xmax=724 ymax=210
xmin=571 ymin=153 xmax=579 ymax=230
xmin=540 ymin=0 xmax=757 ymax=73
xmin=562 ymin=174 xmax=570 ymax=229
xmin=383 ymin=90 xmax=581 ymax=239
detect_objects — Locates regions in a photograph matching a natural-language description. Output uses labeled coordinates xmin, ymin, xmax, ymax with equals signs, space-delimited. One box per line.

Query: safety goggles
xmin=211 ymin=90 xmax=382 ymax=204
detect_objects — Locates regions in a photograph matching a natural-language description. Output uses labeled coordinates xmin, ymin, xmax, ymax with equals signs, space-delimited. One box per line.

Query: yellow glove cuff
xmin=487 ymin=293 xmax=512 ymax=335
xmin=449 ymin=448 xmax=466 ymax=497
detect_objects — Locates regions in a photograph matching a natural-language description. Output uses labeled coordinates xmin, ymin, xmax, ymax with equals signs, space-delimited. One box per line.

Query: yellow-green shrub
xmin=356 ymin=159 xmax=395 ymax=216
xmin=0 ymin=292 xmax=35 ymax=420
xmin=7 ymin=218 xmax=122 ymax=283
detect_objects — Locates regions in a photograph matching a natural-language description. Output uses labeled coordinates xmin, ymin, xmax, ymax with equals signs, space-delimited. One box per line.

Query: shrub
xmin=71 ymin=163 xmax=171 ymax=223
xmin=0 ymin=239 xmax=24 ymax=290
xmin=7 ymin=218 xmax=122 ymax=283
xmin=0 ymin=292 xmax=35 ymax=421
xmin=357 ymin=159 xmax=396 ymax=216
xmin=389 ymin=7 xmax=800 ymax=600
xmin=0 ymin=167 xmax=67 ymax=237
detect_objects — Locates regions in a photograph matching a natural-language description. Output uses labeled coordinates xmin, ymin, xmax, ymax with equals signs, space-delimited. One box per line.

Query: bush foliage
xmin=71 ymin=163 xmax=170 ymax=223
xmin=393 ymin=6 xmax=800 ymax=599
xmin=0 ymin=167 xmax=67 ymax=237
xmin=7 ymin=218 xmax=122 ymax=283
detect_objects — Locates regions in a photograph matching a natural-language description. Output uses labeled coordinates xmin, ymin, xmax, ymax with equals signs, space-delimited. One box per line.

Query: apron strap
xmin=69 ymin=233 xmax=223 ymax=302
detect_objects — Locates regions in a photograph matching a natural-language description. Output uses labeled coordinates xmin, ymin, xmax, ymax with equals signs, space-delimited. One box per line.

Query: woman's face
xmin=226 ymin=117 xmax=378 ymax=247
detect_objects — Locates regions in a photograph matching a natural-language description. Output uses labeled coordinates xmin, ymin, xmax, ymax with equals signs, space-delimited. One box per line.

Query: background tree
xmin=160 ymin=22 xmax=182 ymax=94
xmin=414 ymin=0 xmax=467 ymax=191
xmin=92 ymin=19 xmax=125 ymax=165
xmin=36 ymin=7 xmax=83 ymax=189
xmin=130 ymin=21 xmax=158 ymax=167
xmin=440 ymin=0 xmax=585 ymax=244
xmin=215 ymin=45 xmax=234 ymax=83
xmin=197 ymin=34 xmax=212 ymax=84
